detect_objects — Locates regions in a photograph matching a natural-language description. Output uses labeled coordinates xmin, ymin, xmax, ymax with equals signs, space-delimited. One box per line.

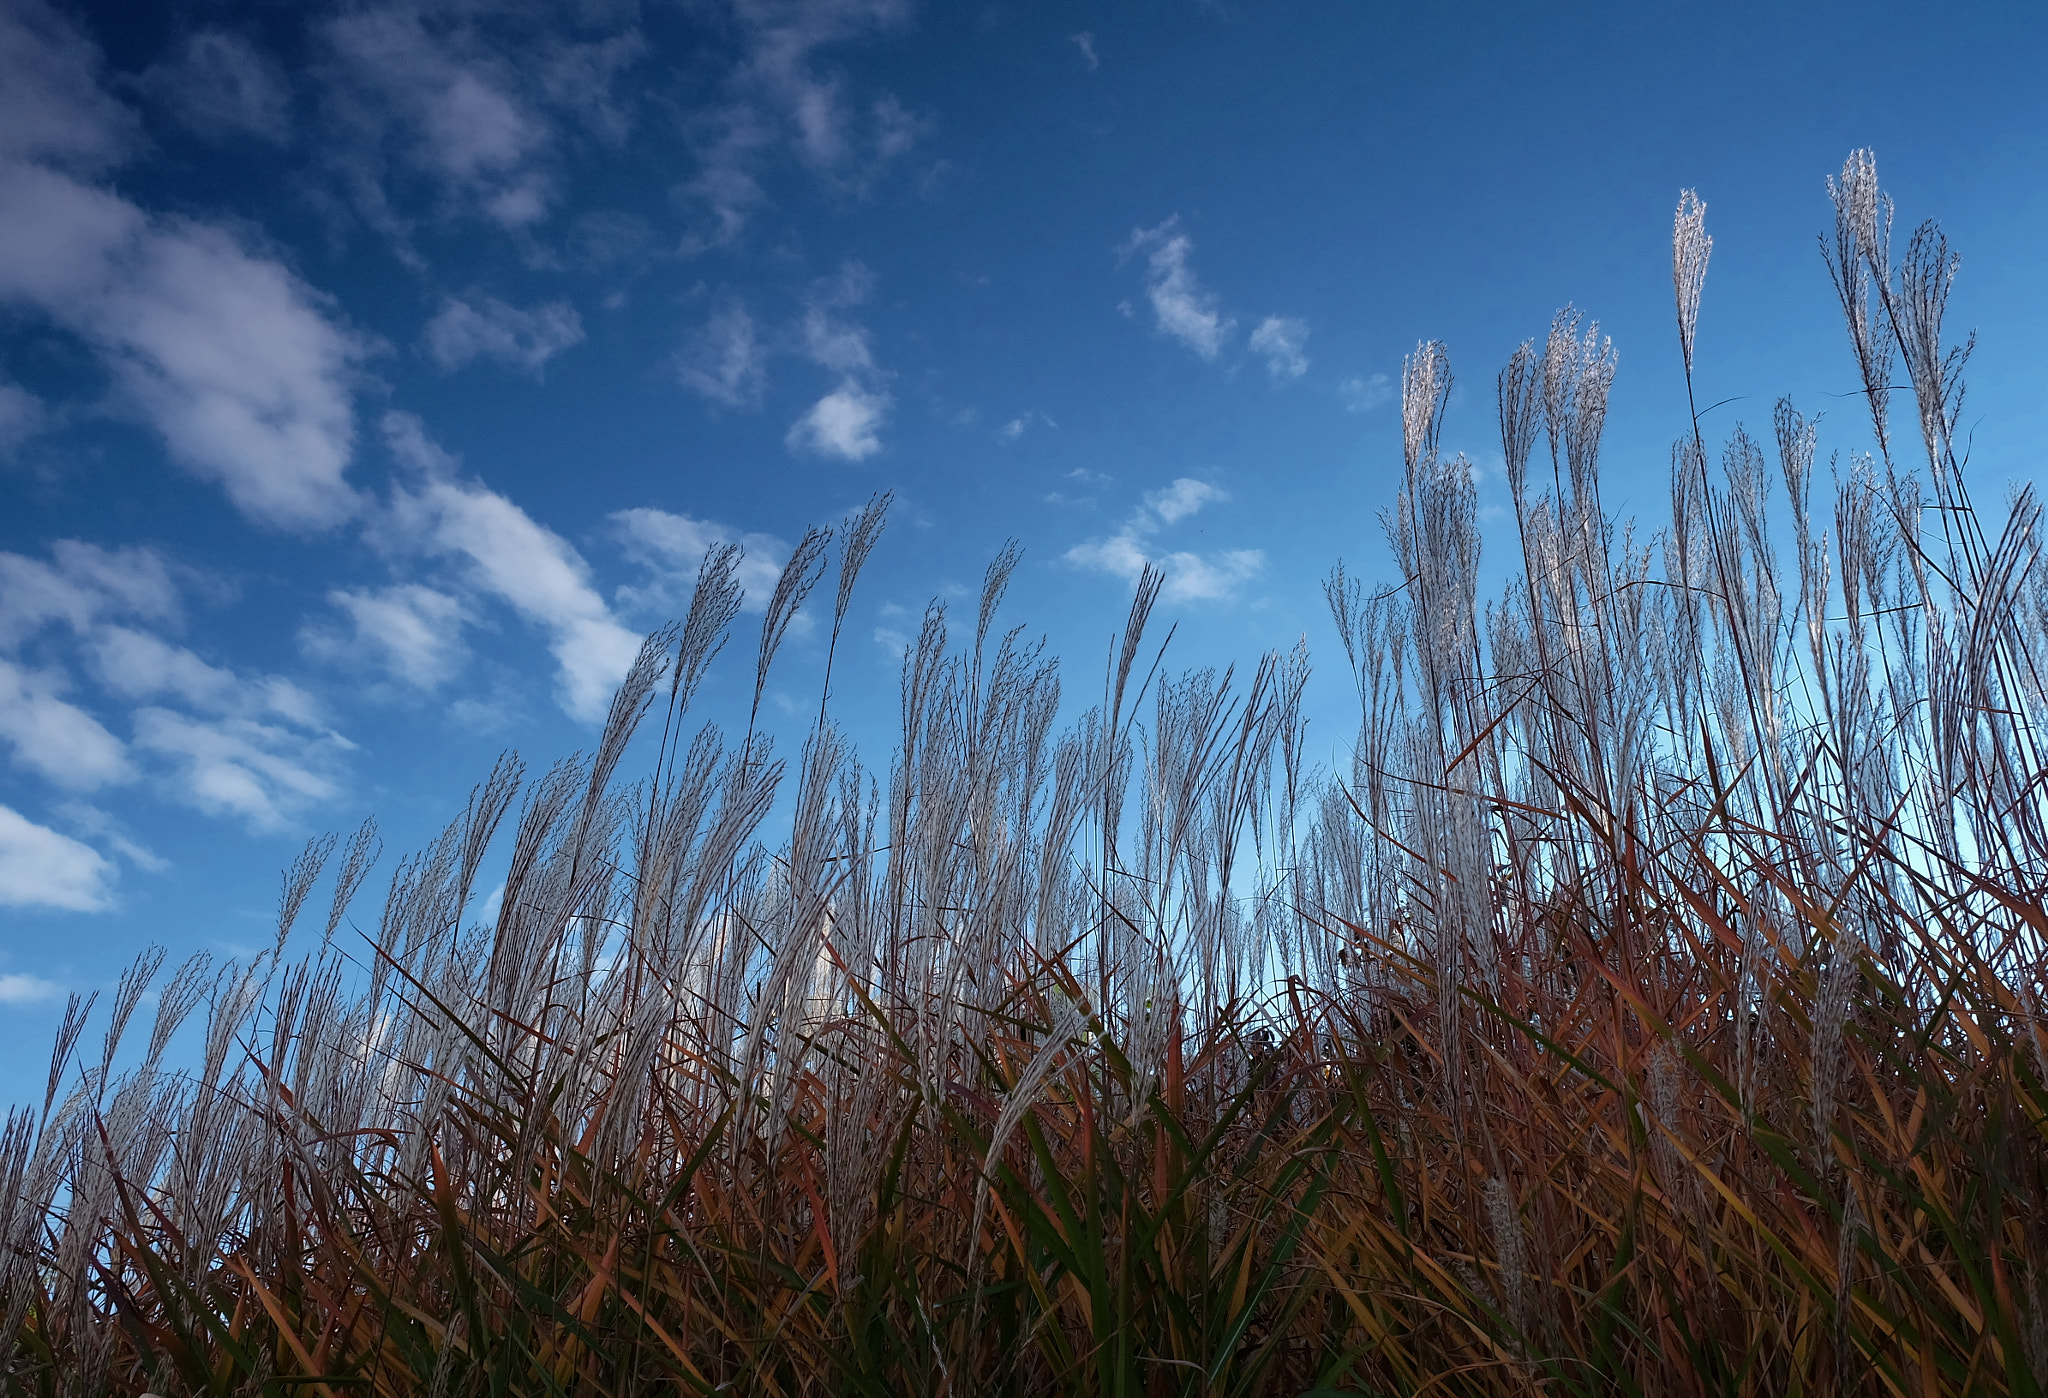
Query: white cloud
xmin=611 ymin=509 xmax=788 ymax=616
xmin=787 ymin=379 xmax=889 ymax=461
xmin=676 ymin=0 xmax=918 ymax=252
xmin=0 ymin=804 xmax=114 ymax=913
xmin=800 ymin=303 xmax=876 ymax=376
xmin=1123 ymin=218 xmax=1233 ymax=360
xmin=998 ymin=409 xmax=1055 ymax=443
xmin=0 ymin=540 xmax=353 ymax=830
xmin=0 ymin=113 xmax=363 ymax=529
xmin=132 ymin=709 xmax=344 ymax=833
xmin=51 ymin=799 xmax=167 ymax=872
xmin=783 ymin=263 xmax=891 ymax=458
xmin=384 ymin=414 xmax=640 ymax=720
xmin=315 ymin=3 xmax=651 ymax=243
xmin=0 ymin=0 xmax=360 ymax=529
xmin=677 ymin=298 xmax=768 ymax=408
xmin=0 ymin=659 xmax=130 ymax=790
xmin=799 ymin=262 xmax=878 ymax=371
xmin=424 ymin=294 xmax=584 ymax=374
xmin=0 ymin=542 xmax=180 ymax=650
xmin=1250 ymin=316 xmax=1309 ymax=380
xmin=87 ymin=627 xmax=322 ymax=727
xmin=0 ymin=379 xmax=44 ymax=451
xmin=1144 ymin=477 xmax=1222 ymax=524
xmin=1340 ymin=372 xmax=1393 ymax=413
xmin=322 ymin=7 xmax=548 ymax=226
xmin=1064 ymin=476 xmax=1264 ymax=604
xmin=137 ymin=30 xmax=291 ymax=144
xmin=1071 ymin=32 xmax=1100 ymax=70
xmin=303 ymin=584 xmax=470 ymax=689
xmin=0 ymin=971 xmax=65 ymax=1001
xmin=0 ymin=0 xmax=135 ymax=171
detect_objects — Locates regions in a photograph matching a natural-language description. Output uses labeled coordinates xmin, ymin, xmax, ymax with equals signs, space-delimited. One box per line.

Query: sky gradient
xmin=3 ymin=0 xmax=2046 ymax=1098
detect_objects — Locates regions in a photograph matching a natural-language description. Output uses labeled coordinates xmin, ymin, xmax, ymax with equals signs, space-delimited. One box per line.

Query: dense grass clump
xmin=5 ymin=150 xmax=2046 ymax=1397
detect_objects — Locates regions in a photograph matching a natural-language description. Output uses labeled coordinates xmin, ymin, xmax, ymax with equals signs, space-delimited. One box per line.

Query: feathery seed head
xmin=1673 ymin=189 xmax=1712 ymax=377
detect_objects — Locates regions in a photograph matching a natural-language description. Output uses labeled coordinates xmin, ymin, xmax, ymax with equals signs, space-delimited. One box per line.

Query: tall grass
xmin=5 ymin=149 xmax=2046 ymax=1397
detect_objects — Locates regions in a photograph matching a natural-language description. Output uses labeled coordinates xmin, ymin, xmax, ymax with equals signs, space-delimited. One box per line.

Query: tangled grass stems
xmin=5 ymin=149 xmax=2047 ymax=1398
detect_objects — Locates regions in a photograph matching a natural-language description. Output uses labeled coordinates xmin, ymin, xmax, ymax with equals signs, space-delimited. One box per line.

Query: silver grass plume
xmin=1401 ymin=340 xmax=1451 ymax=474
xmin=44 ymin=991 xmax=94 ymax=1119
xmin=320 ymin=817 xmax=381 ymax=951
xmin=275 ymin=833 xmax=336 ymax=955
xmin=676 ymin=541 xmax=745 ymax=714
xmin=1825 ymin=150 xmax=1897 ymax=465
xmin=1497 ymin=340 xmax=1541 ymax=510
xmin=750 ymin=525 xmax=831 ymax=742
xmin=97 ymin=946 xmax=163 ymax=1088
xmin=1895 ymin=219 xmax=1973 ymax=483
xmin=1673 ymin=189 xmax=1711 ymax=380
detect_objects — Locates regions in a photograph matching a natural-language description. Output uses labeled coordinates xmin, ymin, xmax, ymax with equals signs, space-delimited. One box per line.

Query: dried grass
xmin=5 ymin=151 xmax=2045 ymax=1398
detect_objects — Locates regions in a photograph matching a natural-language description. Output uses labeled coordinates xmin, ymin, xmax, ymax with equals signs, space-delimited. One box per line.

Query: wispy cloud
xmin=324 ymin=8 xmax=539 ymax=230
xmin=132 ymin=709 xmax=347 ymax=833
xmin=137 ymin=29 xmax=292 ymax=144
xmin=998 ymin=409 xmax=1055 ymax=443
xmin=0 ymin=658 xmax=130 ymax=790
xmin=0 ymin=379 xmax=45 ymax=452
xmin=302 ymin=584 xmax=471 ymax=690
xmin=786 ymin=262 xmax=892 ymax=459
xmin=1340 ymin=372 xmax=1393 ymax=412
xmin=0 ymin=543 xmax=179 ymax=794
xmin=0 ymin=969 xmax=65 ymax=1001
xmin=383 ymin=413 xmax=641 ymax=721
xmin=0 ymin=542 xmax=180 ymax=651
xmin=1122 ymin=218 xmax=1233 ymax=360
xmin=1250 ymin=315 xmax=1309 ymax=380
xmin=0 ymin=8 xmax=363 ymax=530
xmin=1064 ymin=477 xmax=1265 ymax=604
xmin=676 ymin=0 xmax=921 ymax=254
xmin=612 ymin=509 xmax=789 ymax=616
xmin=1070 ymin=32 xmax=1100 ymax=70
xmin=0 ymin=536 xmax=351 ymax=833
xmin=0 ymin=804 xmax=113 ymax=913
xmin=0 ymin=176 xmax=365 ymax=528
xmin=0 ymin=0 xmax=135 ymax=173
xmin=424 ymin=293 xmax=584 ymax=375
xmin=677 ymin=297 xmax=768 ymax=408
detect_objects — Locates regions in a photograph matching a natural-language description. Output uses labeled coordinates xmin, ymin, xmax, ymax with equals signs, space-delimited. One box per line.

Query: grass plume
xmin=5 ymin=151 xmax=2046 ymax=1398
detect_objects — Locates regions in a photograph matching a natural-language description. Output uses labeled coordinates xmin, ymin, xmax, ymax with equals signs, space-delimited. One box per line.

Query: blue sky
xmin=2 ymin=0 xmax=2046 ymax=1095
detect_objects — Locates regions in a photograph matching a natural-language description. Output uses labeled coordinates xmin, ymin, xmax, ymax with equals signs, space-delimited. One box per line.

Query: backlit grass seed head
xmin=1673 ymin=188 xmax=1711 ymax=378
xmin=11 ymin=149 xmax=2048 ymax=1398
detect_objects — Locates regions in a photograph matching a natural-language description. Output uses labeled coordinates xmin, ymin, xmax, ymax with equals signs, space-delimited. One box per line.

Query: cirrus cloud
xmin=0 ymin=4 xmax=363 ymax=531
xmin=0 ymin=804 xmax=114 ymax=913
xmin=1064 ymin=477 xmax=1265 ymax=604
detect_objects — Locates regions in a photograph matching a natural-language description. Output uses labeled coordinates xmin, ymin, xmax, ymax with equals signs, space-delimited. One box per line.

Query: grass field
xmin=4 ymin=150 xmax=2045 ymax=1397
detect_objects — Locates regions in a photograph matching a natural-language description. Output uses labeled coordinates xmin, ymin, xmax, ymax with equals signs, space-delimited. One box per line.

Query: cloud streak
xmin=1340 ymin=372 xmax=1393 ymax=412
xmin=787 ymin=262 xmax=892 ymax=460
xmin=425 ymin=294 xmax=584 ymax=374
xmin=1123 ymin=218 xmax=1233 ymax=360
xmin=302 ymin=584 xmax=471 ymax=691
xmin=1064 ymin=478 xmax=1265 ymax=604
xmin=678 ymin=298 xmax=769 ymax=408
xmin=676 ymin=0 xmax=920 ymax=254
xmin=612 ymin=509 xmax=788 ymax=616
xmin=1250 ymin=315 xmax=1309 ymax=380
xmin=0 ymin=967 xmax=67 ymax=1000
xmin=0 ymin=3 xmax=363 ymax=530
xmin=384 ymin=414 xmax=641 ymax=721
